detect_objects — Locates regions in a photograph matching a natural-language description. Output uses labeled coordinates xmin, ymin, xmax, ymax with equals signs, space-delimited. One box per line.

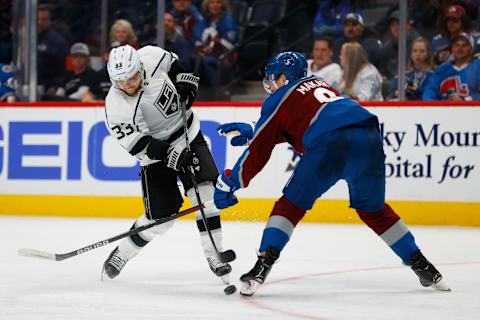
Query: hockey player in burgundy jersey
xmin=214 ymin=51 xmax=450 ymax=296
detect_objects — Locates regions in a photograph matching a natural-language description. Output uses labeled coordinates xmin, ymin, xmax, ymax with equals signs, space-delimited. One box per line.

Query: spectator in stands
xmin=193 ymin=0 xmax=237 ymax=87
xmin=374 ymin=0 xmax=437 ymax=41
xmin=165 ymin=12 xmax=193 ymax=70
xmin=430 ymin=0 xmax=479 ymax=27
xmin=110 ymin=19 xmax=139 ymax=49
xmin=170 ymin=0 xmax=205 ymax=48
xmin=37 ymin=4 xmax=69 ymax=96
xmin=0 ymin=63 xmax=15 ymax=102
xmin=307 ymin=36 xmax=342 ymax=89
xmin=339 ymin=42 xmax=384 ymax=101
xmin=312 ymin=0 xmax=363 ymax=38
xmin=332 ymin=13 xmax=382 ymax=68
xmin=94 ymin=68 xmax=112 ymax=101
xmin=379 ymin=10 xmax=421 ymax=80
xmin=423 ymin=32 xmax=480 ymax=100
xmin=387 ymin=37 xmax=435 ymax=100
xmin=103 ymin=19 xmax=139 ymax=61
xmin=48 ymin=43 xmax=100 ymax=102
xmin=431 ymin=5 xmax=477 ymax=65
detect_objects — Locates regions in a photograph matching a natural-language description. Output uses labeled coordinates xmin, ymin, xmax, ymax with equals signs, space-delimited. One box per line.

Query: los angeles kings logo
xmin=153 ymin=82 xmax=180 ymax=118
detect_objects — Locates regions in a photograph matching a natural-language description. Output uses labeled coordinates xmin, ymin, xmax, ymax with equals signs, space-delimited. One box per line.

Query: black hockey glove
xmin=166 ymin=144 xmax=200 ymax=173
xmin=175 ymin=73 xmax=200 ymax=110
xmin=146 ymin=139 xmax=170 ymax=160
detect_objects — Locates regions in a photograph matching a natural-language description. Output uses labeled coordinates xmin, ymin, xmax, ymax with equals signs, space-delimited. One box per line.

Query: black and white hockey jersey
xmin=104 ymin=46 xmax=200 ymax=166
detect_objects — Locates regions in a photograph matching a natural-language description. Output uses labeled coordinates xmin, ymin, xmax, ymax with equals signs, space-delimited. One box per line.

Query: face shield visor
xmin=263 ymin=74 xmax=279 ymax=94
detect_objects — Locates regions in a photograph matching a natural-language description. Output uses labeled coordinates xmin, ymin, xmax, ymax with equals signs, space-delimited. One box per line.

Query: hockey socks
xmin=357 ymin=203 xmax=419 ymax=264
xmin=259 ymin=196 xmax=306 ymax=252
xmin=187 ymin=183 xmax=232 ymax=281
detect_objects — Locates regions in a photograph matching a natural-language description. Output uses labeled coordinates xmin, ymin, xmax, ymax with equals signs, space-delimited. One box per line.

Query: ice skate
xmin=101 ymin=247 xmax=129 ymax=280
xmin=239 ymin=246 xmax=280 ymax=296
xmin=410 ymin=250 xmax=451 ymax=291
xmin=207 ymin=256 xmax=232 ymax=284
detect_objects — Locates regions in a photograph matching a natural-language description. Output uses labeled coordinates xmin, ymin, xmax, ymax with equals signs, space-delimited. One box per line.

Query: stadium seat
xmin=362 ymin=6 xmax=390 ymax=28
xmin=246 ymin=0 xmax=287 ymax=27
xmin=230 ymin=0 xmax=249 ymax=25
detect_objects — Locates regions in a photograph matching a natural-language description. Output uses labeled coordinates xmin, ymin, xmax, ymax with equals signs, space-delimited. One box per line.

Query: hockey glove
xmin=217 ymin=122 xmax=254 ymax=146
xmin=146 ymin=138 xmax=170 ymax=160
xmin=175 ymin=73 xmax=200 ymax=110
xmin=214 ymin=170 xmax=239 ymax=209
xmin=166 ymin=144 xmax=200 ymax=173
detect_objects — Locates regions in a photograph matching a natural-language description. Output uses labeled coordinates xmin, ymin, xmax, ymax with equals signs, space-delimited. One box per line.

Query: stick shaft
xmin=18 ymin=202 xmax=208 ymax=261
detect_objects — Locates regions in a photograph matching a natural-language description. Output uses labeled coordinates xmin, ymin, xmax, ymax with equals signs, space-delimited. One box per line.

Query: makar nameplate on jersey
xmin=154 ymin=82 xmax=180 ymax=118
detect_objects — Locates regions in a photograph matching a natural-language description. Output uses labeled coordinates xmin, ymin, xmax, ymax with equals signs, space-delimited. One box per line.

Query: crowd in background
xmin=0 ymin=0 xmax=479 ymax=102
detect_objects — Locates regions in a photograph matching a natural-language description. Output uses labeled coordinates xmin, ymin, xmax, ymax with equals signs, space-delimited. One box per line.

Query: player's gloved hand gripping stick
xmin=214 ymin=170 xmax=239 ymax=209
xmin=180 ymin=100 xmax=236 ymax=263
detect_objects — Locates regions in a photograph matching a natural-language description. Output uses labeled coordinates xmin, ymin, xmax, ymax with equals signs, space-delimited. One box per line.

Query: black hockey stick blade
xmin=18 ymin=201 xmax=212 ymax=261
xmin=218 ymin=249 xmax=236 ymax=263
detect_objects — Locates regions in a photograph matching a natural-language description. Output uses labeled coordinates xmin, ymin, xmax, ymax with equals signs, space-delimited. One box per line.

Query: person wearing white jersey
xmin=102 ymin=44 xmax=231 ymax=282
xmin=339 ymin=42 xmax=384 ymax=101
xmin=306 ymin=36 xmax=342 ymax=89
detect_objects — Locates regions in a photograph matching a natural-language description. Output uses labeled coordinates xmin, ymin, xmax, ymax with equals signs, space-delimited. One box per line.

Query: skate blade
xmin=100 ymin=268 xmax=114 ymax=282
xmin=100 ymin=268 xmax=107 ymax=282
xmin=432 ymin=279 xmax=451 ymax=291
xmin=220 ymin=274 xmax=230 ymax=285
xmin=240 ymin=280 xmax=260 ymax=296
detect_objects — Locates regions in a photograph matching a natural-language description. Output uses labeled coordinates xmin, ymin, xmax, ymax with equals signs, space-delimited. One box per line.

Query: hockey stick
xmin=180 ymin=100 xmax=236 ymax=263
xmin=17 ymin=201 xmax=211 ymax=261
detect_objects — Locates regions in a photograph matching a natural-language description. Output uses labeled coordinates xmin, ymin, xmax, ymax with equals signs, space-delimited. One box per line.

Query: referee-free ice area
xmin=1 ymin=216 xmax=479 ymax=320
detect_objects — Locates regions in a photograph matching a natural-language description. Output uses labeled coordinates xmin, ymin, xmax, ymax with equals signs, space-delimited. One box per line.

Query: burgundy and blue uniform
xmin=422 ymin=59 xmax=480 ymax=101
xmin=229 ymin=76 xmax=419 ymax=263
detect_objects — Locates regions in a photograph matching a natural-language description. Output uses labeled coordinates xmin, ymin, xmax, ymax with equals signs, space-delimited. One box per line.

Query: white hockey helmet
xmin=107 ymin=44 xmax=142 ymax=85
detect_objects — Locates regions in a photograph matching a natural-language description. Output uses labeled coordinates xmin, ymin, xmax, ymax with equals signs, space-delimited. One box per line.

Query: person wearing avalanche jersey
xmin=214 ymin=51 xmax=450 ymax=296
xmin=423 ymin=32 xmax=480 ymax=101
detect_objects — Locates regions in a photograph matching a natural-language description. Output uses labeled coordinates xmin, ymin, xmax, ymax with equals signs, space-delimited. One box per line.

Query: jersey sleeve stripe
xmin=129 ymin=135 xmax=152 ymax=155
xmin=132 ymin=91 xmax=144 ymax=124
xmin=151 ymin=53 xmax=167 ymax=77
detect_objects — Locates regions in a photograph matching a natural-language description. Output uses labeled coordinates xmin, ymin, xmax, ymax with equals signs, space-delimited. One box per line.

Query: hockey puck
xmin=224 ymin=284 xmax=237 ymax=295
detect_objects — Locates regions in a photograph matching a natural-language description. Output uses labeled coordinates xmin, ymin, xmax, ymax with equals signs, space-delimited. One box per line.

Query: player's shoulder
xmin=138 ymin=45 xmax=168 ymax=57
xmin=262 ymin=76 xmax=319 ymax=111
xmin=139 ymin=45 xmax=174 ymax=78
xmin=105 ymin=88 xmax=137 ymax=124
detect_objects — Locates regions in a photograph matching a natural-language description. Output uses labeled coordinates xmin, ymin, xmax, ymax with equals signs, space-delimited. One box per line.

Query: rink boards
xmin=0 ymin=101 xmax=479 ymax=226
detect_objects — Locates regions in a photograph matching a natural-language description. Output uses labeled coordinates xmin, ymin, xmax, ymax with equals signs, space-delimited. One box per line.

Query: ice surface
xmin=1 ymin=216 xmax=479 ymax=320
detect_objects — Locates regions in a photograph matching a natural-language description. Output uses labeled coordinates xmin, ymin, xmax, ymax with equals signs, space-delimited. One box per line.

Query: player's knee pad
xmin=186 ymin=182 xmax=219 ymax=219
xmin=135 ymin=213 xmax=175 ymax=241
xmin=271 ymin=196 xmax=306 ymax=226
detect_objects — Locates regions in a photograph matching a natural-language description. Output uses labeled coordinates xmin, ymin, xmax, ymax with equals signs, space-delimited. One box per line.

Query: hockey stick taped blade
xmin=218 ymin=249 xmax=236 ymax=263
xmin=18 ymin=248 xmax=56 ymax=261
